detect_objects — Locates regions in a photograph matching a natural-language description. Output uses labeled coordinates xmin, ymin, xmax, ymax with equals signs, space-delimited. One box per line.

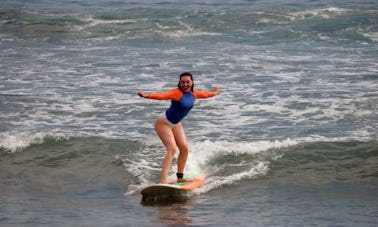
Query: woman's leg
xmin=154 ymin=117 xmax=177 ymax=183
xmin=172 ymin=123 xmax=189 ymax=182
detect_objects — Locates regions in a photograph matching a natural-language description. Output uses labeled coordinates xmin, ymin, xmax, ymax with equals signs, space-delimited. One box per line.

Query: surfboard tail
xmin=179 ymin=176 xmax=205 ymax=190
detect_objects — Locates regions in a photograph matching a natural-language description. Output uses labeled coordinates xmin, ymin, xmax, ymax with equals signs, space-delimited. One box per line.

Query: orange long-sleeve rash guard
xmin=147 ymin=88 xmax=215 ymax=124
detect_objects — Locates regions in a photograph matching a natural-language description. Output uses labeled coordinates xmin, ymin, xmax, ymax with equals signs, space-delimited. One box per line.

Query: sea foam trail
xmin=188 ymin=139 xmax=299 ymax=193
xmin=125 ymin=134 xmax=378 ymax=195
xmin=125 ymin=137 xmax=314 ymax=195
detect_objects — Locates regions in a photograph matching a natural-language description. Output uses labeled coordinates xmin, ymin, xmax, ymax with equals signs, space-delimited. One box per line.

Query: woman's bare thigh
xmin=172 ymin=123 xmax=188 ymax=151
xmin=155 ymin=117 xmax=177 ymax=152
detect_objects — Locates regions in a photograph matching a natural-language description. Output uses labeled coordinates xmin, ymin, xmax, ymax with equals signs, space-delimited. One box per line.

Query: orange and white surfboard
xmin=141 ymin=176 xmax=205 ymax=202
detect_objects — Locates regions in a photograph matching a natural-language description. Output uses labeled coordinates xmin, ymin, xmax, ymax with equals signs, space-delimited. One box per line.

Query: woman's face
xmin=179 ymin=76 xmax=193 ymax=92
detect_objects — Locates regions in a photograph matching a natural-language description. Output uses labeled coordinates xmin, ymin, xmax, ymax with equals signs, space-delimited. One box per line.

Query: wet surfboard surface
xmin=140 ymin=177 xmax=205 ymax=204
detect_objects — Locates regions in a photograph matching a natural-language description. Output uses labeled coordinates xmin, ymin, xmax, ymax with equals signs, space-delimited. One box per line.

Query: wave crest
xmin=0 ymin=132 xmax=72 ymax=152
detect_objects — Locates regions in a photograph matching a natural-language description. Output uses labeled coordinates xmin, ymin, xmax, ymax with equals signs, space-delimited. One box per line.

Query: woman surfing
xmin=138 ymin=72 xmax=221 ymax=184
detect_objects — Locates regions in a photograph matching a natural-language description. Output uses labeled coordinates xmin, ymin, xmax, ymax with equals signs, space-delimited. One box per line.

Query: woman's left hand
xmin=213 ymin=87 xmax=221 ymax=95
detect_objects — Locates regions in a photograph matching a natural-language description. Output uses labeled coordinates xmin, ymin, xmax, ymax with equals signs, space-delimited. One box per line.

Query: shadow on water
xmin=140 ymin=190 xmax=191 ymax=206
xmin=140 ymin=192 xmax=197 ymax=226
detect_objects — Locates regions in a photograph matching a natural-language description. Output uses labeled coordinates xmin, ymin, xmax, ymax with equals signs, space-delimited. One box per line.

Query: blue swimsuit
xmin=147 ymin=88 xmax=216 ymax=124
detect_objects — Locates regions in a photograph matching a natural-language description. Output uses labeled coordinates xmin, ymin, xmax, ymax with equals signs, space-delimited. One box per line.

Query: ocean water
xmin=1 ymin=0 xmax=377 ymax=226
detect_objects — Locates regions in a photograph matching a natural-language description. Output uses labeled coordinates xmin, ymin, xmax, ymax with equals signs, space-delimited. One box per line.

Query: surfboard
xmin=141 ymin=176 xmax=205 ymax=203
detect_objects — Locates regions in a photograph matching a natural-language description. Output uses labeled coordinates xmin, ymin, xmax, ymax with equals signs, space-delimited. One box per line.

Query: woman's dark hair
xmin=178 ymin=72 xmax=194 ymax=91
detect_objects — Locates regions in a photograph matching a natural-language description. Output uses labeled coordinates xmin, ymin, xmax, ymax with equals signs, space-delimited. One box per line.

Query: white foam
xmin=362 ymin=32 xmax=378 ymax=43
xmin=190 ymin=139 xmax=299 ymax=158
xmin=156 ymin=29 xmax=220 ymax=39
xmin=80 ymin=16 xmax=139 ymax=28
xmin=289 ymin=7 xmax=351 ymax=20
xmin=0 ymin=131 xmax=72 ymax=153
xmin=195 ymin=162 xmax=269 ymax=194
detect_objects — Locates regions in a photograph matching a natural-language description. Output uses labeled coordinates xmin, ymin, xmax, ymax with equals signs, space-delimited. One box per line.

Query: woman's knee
xmin=178 ymin=143 xmax=189 ymax=154
xmin=166 ymin=145 xmax=177 ymax=155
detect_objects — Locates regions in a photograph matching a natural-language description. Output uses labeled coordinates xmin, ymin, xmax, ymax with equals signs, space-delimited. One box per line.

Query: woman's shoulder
xmin=167 ymin=88 xmax=183 ymax=101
